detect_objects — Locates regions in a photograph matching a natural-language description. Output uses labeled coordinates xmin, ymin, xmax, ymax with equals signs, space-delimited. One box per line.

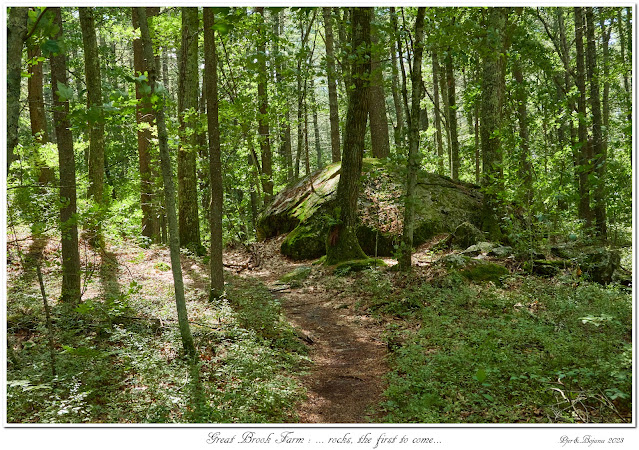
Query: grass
xmin=6 ymin=236 xmax=308 ymax=423
xmin=352 ymin=269 xmax=632 ymax=423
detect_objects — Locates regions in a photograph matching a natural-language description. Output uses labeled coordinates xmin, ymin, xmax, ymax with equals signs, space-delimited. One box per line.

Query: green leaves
xmin=55 ymin=81 xmax=74 ymax=102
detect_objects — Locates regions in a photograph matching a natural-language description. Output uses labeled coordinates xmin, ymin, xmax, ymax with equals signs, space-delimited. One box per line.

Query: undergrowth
xmin=353 ymin=270 xmax=632 ymax=423
xmin=6 ymin=238 xmax=308 ymax=423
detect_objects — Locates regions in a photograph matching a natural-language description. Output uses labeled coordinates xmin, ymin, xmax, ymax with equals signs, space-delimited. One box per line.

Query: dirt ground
xmin=227 ymin=236 xmax=389 ymax=423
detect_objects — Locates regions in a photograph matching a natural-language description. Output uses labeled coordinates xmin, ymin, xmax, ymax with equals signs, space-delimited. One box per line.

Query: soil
xmin=227 ymin=236 xmax=389 ymax=423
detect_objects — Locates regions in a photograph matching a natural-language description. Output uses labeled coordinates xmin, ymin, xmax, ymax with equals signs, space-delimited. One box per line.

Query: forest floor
xmin=227 ymin=235 xmax=390 ymax=423
xmin=6 ymin=229 xmax=633 ymax=424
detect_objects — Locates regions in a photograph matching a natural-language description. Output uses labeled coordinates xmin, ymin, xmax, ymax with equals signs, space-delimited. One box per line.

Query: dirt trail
xmin=231 ymin=237 xmax=388 ymax=423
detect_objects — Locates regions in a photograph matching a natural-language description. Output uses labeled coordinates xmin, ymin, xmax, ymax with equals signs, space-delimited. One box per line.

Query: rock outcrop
xmin=257 ymin=158 xmax=489 ymax=260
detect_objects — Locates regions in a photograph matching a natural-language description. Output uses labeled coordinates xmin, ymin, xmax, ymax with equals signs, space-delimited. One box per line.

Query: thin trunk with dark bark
xmin=177 ymin=7 xmax=202 ymax=252
xmin=323 ymin=7 xmax=341 ymax=163
xmin=136 ymin=7 xmax=195 ymax=358
xmin=7 ymin=7 xmax=29 ymax=172
xmin=431 ymin=50 xmax=445 ymax=175
xmin=203 ymin=8 xmax=224 ymax=299
xmin=79 ymin=7 xmax=106 ymax=245
xmin=50 ymin=7 xmax=81 ymax=303
xmin=369 ymin=22 xmax=390 ymax=158
xmin=398 ymin=7 xmax=425 ymax=272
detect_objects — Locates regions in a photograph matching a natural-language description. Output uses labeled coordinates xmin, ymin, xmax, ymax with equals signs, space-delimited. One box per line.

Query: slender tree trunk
xmin=574 ymin=7 xmax=592 ymax=228
xmin=600 ymin=14 xmax=610 ymax=156
xmin=513 ymin=59 xmax=532 ymax=206
xmin=398 ymin=7 xmax=425 ymax=272
xmin=132 ymin=7 xmax=161 ymax=243
xmin=369 ymin=22 xmax=390 ymax=159
xmin=177 ymin=7 xmax=202 ymax=252
xmin=203 ymin=8 xmax=224 ymax=299
xmin=79 ymin=7 xmax=106 ymax=245
xmin=431 ymin=50 xmax=445 ymax=175
xmin=27 ymin=41 xmax=55 ymax=186
xmin=50 ymin=7 xmax=81 ymax=303
xmin=480 ymin=7 xmax=507 ymax=241
xmin=255 ymin=7 xmax=273 ymax=202
xmin=586 ymin=8 xmax=607 ymax=240
xmin=326 ymin=7 xmax=371 ymax=265
xmin=323 ymin=7 xmax=341 ymax=163
xmin=274 ymin=11 xmax=294 ymax=180
xmin=445 ymin=50 xmax=460 ymax=180
xmin=439 ymin=51 xmax=451 ymax=171
xmin=389 ymin=22 xmax=404 ymax=149
xmin=7 ymin=7 xmax=29 ymax=173
xmin=392 ymin=7 xmax=411 ymax=148
xmin=136 ymin=7 xmax=195 ymax=358
xmin=310 ymin=78 xmax=323 ymax=168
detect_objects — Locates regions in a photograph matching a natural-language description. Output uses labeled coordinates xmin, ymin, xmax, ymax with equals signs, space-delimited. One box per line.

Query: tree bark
xmin=135 ymin=7 xmax=195 ymax=358
xmin=585 ymin=8 xmax=607 ymax=240
xmin=326 ymin=7 xmax=371 ymax=265
xmin=7 ymin=7 xmax=29 ymax=173
xmin=389 ymin=18 xmax=404 ymax=150
xmin=445 ymin=49 xmax=460 ymax=180
xmin=480 ymin=7 xmax=507 ymax=241
xmin=323 ymin=7 xmax=341 ymax=163
xmin=203 ymin=8 xmax=224 ymax=299
xmin=177 ymin=7 xmax=202 ymax=252
xmin=255 ymin=7 xmax=273 ymax=203
xmin=574 ymin=7 xmax=592 ymax=229
xmin=513 ymin=59 xmax=532 ymax=206
xmin=398 ymin=7 xmax=425 ymax=272
xmin=79 ymin=7 xmax=106 ymax=245
xmin=27 ymin=38 xmax=55 ymax=186
xmin=132 ymin=7 xmax=161 ymax=243
xmin=369 ymin=21 xmax=390 ymax=159
xmin=431 ymin=50 xmax=445 ymax=175
xmin=274 ymin=10 xmax=294 ymax=180
xmin=310 ymin=78 xmax=323 ymax=168
xmin=50 ymin=7 xmax=81 ymax=303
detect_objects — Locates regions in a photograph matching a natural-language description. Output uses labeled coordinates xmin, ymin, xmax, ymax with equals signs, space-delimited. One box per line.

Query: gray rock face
xmin=257 ymin=158 xmax=491 ymax=260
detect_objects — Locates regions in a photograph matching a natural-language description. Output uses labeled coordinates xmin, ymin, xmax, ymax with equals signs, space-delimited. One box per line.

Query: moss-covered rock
xmin=259 ymin=158 xmax=489 ymax=261
xmin=332 ymin=258 xmax=387 ymax=276
xmin=523 ymin=259 xmax=568 ymax=277
xmin=450 ymin=222 xmax=486 ymax=249
xmin=460 ymin=261 xmax=509 ymax=283
xmin=280 ymin=219 xmax=326 ymax=260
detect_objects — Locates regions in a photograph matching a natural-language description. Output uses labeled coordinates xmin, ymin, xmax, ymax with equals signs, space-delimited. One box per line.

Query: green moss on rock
xmin=460 ymin=261 xmax=509 ymax=283
xmin=280 ymin=222 xmax=326 ymax=260
xmin=332 ymin=258 xmax=387 ymax=276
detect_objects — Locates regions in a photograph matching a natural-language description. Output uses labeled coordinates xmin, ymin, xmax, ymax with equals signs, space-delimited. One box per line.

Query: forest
xmin=5 ymin=6 xmax=633 ymax=424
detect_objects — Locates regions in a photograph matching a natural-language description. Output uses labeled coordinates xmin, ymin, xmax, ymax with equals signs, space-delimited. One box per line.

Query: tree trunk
xmin=585 ymin=8 xmax=607 ymax=240
xmin=7 ymin=7 xmax=29 ymax=173
xmin=177 ymin=7 xmax=202 ymax=252
xmin=79 ymin=7 xmax=106 ymax=246
xmin=136 ymin=7 xmax=195 ymax=358
xmin=132 ymin=7 xmax=161 ymax=243
xmin=256 ymin=7 xmax=273 ymax=203
xmin=600 ymin=14 xmax=610 ymax=156
xmin=27 ymin=40 xmax=55 ymax=186
xmin=389 ymin=19 xmax=404 ymax=150
xmin=326 ymin=7 xmax=371 ymax=265
xmin=50 ymin=7 xmax=81 ymax=303
xmin=323 ymin=7 xmax=341 ymax=163
xmin=310 ymin=78 xmax=323 ymax=168
xmin=203 ymin=8 xmax=224 ymax=300
xmin=391 ymin=7 xmax=411 ymax=150
xmin=574 ymin=7 xmax=592 ymax=229
xmin=513 ymin=59 xmax=532 ymax=206
xmin=445 ymin=49 xmax=460 ymax=180
xmin=480 ymin=7 xmax=507 ymax=241
xmin=431 ymin=50 xmax=445 ymax=175
xmin=274 ymin=10 xmax=294 ymax=180
xmin=369 ymin=22 xmax=390 ymax=159
xmin=398 ymin=7 xmax=425 ymax=272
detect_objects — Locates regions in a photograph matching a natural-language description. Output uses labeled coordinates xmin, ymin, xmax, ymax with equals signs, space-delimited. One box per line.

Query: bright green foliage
xmin=357 ymin=273 xmax=631 ymax=423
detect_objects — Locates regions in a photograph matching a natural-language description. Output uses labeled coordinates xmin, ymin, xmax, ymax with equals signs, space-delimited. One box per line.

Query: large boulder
xmin=257 ymin=158 xmax=488 ymax=260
